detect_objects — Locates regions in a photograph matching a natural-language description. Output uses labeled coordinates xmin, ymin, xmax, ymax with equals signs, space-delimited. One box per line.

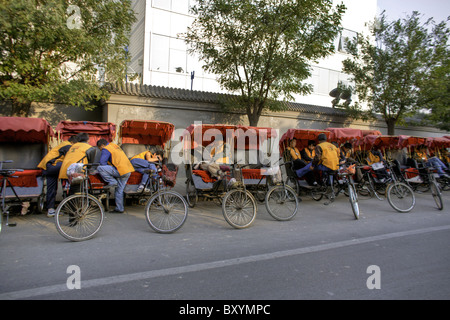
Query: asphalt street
xmin=0 ymin=185 xmax=449 ymax=303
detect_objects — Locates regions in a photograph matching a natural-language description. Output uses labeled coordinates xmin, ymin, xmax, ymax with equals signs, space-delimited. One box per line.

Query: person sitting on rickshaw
xmin=300 ymin=140 xmax=316 ymax=164
xmin=414 ymin=144 xmax=449 ymax=178
xmin=286 ymin=138 xmax=315 ymax=185
xmin=287 ymin=138 xmax=306 ymax=170
xmin=198 ymin=139 xmax=231 ymax=181
xmin=366 ymin=146 xmax=390 ymax=183
xmin=130 ymin=146 xmax=164 ymax=193
xmin=340 ymin=142 xmax=354 ymax=165
xmin=97 ymin=139 xmax=135 ymax=213
xmin=295 ymin=133 xmax=340 ymax=185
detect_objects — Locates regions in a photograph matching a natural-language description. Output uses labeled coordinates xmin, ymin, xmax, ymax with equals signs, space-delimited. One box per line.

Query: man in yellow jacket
xmin=295 ymin=133 xmax=340 ymax=180
xmin=38 ymin=135 xmax=78 ymax=216
xmin=97 ymin=139 xmax=134 ymax=213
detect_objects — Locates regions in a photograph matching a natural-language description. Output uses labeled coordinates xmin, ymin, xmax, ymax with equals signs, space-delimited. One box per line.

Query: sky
xmin=377 ymin=0 xmax=450 ymax=23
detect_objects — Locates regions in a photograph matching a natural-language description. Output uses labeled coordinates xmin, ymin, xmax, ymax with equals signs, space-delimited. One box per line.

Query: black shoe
xmin=109 ymin=209 xmax=124 ymax=213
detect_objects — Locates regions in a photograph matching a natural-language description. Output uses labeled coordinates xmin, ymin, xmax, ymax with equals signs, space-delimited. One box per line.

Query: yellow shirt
xmin=131 ymin=151 xmax=160 ymax=162
xmin=287 ymin=147 xmax=301 ymax=161
xmin=59 ymin=142 xmax=92 ymax=179
xmin=104 ymin=143 xmax=135 ymax=176
xmin=211 ymin=143 xmax=230 ymax=164
xmin=317 ymin=141 xmax=340 ymax=170
xmin=415 ymin=151 xmax=428 ymax=161
xmin=303 ymin=148 xmax=316 ymax=163
xmin=366 ymin=152 xmax=381 ymax=165
xmin=37 ymin=141 xmax=72 ymax=169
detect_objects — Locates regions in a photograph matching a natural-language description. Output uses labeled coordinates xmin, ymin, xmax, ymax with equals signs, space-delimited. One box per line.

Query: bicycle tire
xmin=145 ymin=190 xmax=188 ymax=233
xmin=55 ymin=193 xmax=104 ymax=242
xmin=348 ymin=184 xmax=360 ymax=220
xmin=265 ymin=185 xmax=298 ymax=221
xmin=430 ymin=181 xmax=443 ymax=211
xmin=222 ymin=189 xmax=257 ymax=229
xmin=185 ymin=179 xmax=198 ymax=208
xmin=386 ymin=182 xmax=415 ymax=213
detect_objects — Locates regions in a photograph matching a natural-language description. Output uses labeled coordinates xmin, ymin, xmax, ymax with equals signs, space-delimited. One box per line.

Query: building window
xmin=337 ymin=29 xmax=358 ymax=54
xmin=152 ymin=0 xmax=171 ymax=10
xmin=152 ymin=0 xmax=196 ymax=14
xmin=151 ymin=34 xmax=170 ymax=72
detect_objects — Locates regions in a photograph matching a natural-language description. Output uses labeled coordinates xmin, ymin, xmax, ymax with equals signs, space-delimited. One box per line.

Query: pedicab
xmin=280 ymin=128 xmax=330 ymax=196
xmin=119 ymin=119 xmax=188 ymax=233
xmin=425 ymin=136 xmax=450 ymax=191
xmin=53 ymin=120 xmax=116 ymax=241
xmin=183 ymin=123 xmax=257 ymax=228
xmin=280 ymin=128 xmax=360 ymax=219
xmin=234 ymin=125 xmax=299 ymax=221
xmin=356 ymin=134 xmax=416 ymax=213
xmin=55 ymin=120 xmax=116 ymax=208
xmin=0 ymin=116 xmax=55 ymax=229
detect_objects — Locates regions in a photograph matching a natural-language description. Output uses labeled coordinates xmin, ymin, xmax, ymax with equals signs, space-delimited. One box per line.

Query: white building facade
xmin=127 ymin=0 xmax=378 ymax=108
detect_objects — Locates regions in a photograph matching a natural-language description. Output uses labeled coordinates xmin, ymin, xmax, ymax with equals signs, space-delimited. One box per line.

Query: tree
xmin=341 ymin=11 xmax=450 ymax=135
xmin=417 ymin=41 xmax=450 ymax=131
xmin=185 ymin=0 xmax=345 ymax=126
xmin=0 ymin=0 xmax=136 ymax=116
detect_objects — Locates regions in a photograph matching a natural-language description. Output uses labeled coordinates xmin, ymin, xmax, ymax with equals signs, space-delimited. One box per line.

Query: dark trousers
xmin=43 ymin=162 xmax=62 ymax=210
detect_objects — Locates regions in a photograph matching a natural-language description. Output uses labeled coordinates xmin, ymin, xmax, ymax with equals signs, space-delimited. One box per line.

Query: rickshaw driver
xmin=58 ymin=133 xmax=97 ymax=182
xmin=38 ymin=135 xmax=78 ymax=217
xmin=300 ymin=140 xmax=316 ymax=164
xmin=199 ymin=139 xmax=231 ymax=180
xmin=313 ymin=133 xmax=340 ymax=175
xmin=97 ymin=139 xmax=135 ymax=213
xmin=366 ymin=146 xmax=390 ymax=182
xmin=414 ymin=144 xmax=449 ymax=178
xmin=130 ymin=147 xmax=164 ymax=193
xmin=294 ymin=133 xmax=340 ymax=183
xmin=286 ymin=138 xmax=305 ymax=170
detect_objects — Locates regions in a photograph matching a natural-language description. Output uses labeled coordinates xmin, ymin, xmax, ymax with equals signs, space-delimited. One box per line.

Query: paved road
xmin=0 ymin=188 xmax=449 ymax=303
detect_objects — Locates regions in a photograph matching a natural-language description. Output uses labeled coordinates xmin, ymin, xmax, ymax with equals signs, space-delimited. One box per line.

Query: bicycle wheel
xmin=222 ymin=189 xmax=257 ymax=229
xmin=265 ymin=185 xmax=298 ymax=221
xmin=145 ymin=190 xmax=188 ymax=233
xmin=430 ymin=181 xmax=443 ymax=210
xmin=348 ymin=183 xmax=359 ymax=220
xmin=55 ymin=194 xmax=104 ymax=241
xmin=185 ymin=179 xmax=198 ymax=208
xmin=386 ymin=182 xmax=415 ymax=213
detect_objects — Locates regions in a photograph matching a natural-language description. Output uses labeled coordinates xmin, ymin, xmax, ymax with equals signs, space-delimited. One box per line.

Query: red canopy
xmin=279 ymin=129 xmax=330 ymax=152
xmin=56 ymin=121 xmax=116 ymax=146
xmin=0 ymin=117 xmax=54 ymax=144
xmin=234 ymin=125 xmax=277 ymax=150
xmin=326 ymin=127 xmax=363 ymax=144
xmin=119 ymin=120 xmax=174 ymax=147
xmin=426 ymin=137 xmax=450 ymax=149
xmin=183 ymin=124 xmax=276 ymax=149
xmin=362 ymin=135 xmax=400 ymax=149
xmin=362 ymin=129 xmax=382 ymax=136
xmin=183 ymin=124 xmax=237 ymax=149
xmin=398 ymin=135 xmax=426 ymax=149
xmin=360 ymin=135 xmax=425 ymax=150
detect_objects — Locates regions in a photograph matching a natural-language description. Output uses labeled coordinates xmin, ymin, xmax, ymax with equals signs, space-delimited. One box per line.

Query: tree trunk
xmin=386 ymin=118 xmax=396 ymax=135
xmin=247 ymin=110 xmax=261 ymax=127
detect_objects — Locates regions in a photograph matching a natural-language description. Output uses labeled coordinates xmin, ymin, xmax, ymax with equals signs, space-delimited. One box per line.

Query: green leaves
xmin=342 ymin=11 xmax=449 ymax=134
xmin=185 ymin=0 xmax=345 ymax=125
xmin=0 ymin=0 xmax=136 ymax=116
